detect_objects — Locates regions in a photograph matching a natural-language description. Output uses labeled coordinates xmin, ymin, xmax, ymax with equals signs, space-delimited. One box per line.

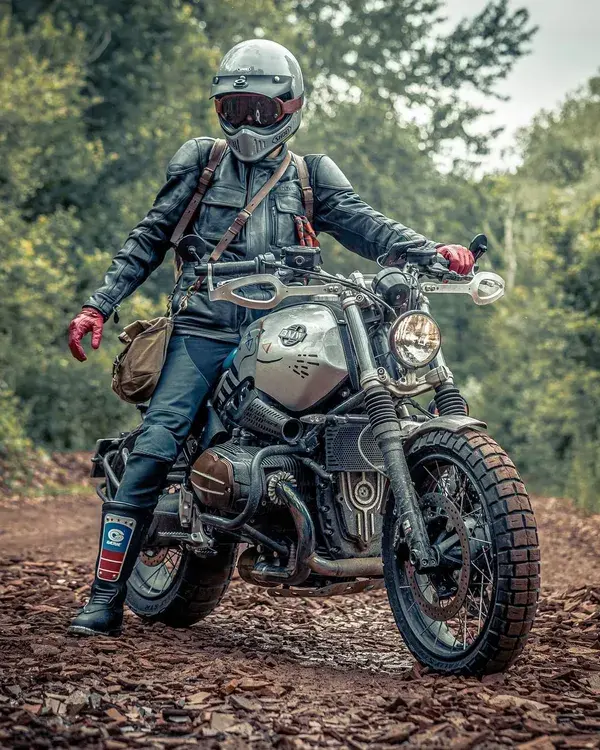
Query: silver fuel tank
xmin=230 ymin=304 xmax=348 ymax=412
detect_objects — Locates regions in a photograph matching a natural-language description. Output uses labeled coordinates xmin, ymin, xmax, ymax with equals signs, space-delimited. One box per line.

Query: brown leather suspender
xmin=170 ymin=143 xmax=311 ymax=302
xmin=209 ymin=150 xmax=292 ymax=264
xmin=181 ymin=150 xmax=293 ymax=301
xmin=170 ymin=138 xmax=228 ymax=251
xmin=291 ymin=152 xmax=314 ymax=224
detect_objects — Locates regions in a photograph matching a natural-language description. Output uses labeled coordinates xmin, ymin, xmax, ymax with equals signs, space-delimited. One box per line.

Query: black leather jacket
xmin=86 ymin=138 xmax=429 ymax=343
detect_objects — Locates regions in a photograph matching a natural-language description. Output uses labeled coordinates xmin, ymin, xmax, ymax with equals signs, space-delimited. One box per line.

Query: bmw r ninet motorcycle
xmin=92 ymin=235 xmax=539 ymax=675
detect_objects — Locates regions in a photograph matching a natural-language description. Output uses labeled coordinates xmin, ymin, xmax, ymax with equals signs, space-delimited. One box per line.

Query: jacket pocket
xmin=273 ymin=189 xmax=305 ymax=247
xmin=195 ymin=185 xmax=247 ymax=240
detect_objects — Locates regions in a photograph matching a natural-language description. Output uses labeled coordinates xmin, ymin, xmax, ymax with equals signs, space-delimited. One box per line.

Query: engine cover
xmin=230 ymin=304 xmax=348 ymax=413
xmin=317 ymin=472 xmax=386 ymax=558
xmin=190 ymin=440 xmax=303 ymax=512
xmin=336 ymin=471 xmax=387 ymax=550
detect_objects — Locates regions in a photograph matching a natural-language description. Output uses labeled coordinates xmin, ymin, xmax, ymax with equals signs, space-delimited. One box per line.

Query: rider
xmin=67 ymin=39 xmax=474 ymax=637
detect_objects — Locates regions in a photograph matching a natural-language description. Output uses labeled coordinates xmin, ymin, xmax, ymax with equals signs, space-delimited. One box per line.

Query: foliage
xmin=470 ymin=79 xmax=600 ymax=509
xmin=2 ymin=1 xmax=597 ymax=510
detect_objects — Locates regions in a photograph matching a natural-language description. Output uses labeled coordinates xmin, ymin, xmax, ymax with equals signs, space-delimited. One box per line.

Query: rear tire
xmin=108 ymin=429 xmax=238 ymax=628
xmin=383 ymin=429 xmax=540 ymax=675
xmin=126 ymin=542 xmax=238 ymax=627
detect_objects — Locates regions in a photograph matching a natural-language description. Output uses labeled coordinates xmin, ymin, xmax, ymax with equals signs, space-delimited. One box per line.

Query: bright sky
xmin=443 ymin=0 xmax=600 ymax=169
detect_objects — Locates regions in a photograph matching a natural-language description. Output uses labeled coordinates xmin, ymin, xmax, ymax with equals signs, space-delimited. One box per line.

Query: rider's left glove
xmin=438 ymin=244 xmax=475 ymax=275
xmin=69 ymin=307 xmax=105 ymax=362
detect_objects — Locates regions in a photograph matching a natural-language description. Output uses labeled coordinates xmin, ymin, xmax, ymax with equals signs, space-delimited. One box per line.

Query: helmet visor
xmin=215 ymin=93 xmax=302 ymax=130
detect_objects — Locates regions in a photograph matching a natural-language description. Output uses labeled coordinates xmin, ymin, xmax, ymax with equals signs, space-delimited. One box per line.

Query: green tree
xmin=471 ymin=78 xmax=600 ymax=509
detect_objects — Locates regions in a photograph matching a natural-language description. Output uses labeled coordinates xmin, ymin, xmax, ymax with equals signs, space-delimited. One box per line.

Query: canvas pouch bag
xmin=111 ymin=317 xmax=174 ymax=404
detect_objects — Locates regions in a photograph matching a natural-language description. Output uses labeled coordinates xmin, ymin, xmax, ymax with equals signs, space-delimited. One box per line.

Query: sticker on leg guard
xmin=97 ymin=515 xmax=136 ymax=582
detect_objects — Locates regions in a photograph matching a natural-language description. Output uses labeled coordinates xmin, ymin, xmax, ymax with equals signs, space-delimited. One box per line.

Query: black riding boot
xmin=69 ymin=503 xmax=153 ymax=637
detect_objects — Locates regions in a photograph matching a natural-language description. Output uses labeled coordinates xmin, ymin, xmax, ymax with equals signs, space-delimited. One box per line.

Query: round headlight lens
xmin=389 ymin=312 xmax=441 ymax=369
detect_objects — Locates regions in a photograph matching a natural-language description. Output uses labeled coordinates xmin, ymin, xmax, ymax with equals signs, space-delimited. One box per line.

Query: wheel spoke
xmin=135 ymin=545 xmax=182 ymax=596
xmin=143 ymin=564 xmax=164 ymax=592
xmin=478 ymin=576 xmax=485 ymax=632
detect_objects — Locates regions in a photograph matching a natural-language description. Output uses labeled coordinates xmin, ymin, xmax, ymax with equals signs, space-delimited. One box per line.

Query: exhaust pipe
xmin=250 ymin=477 xmax=315 ymax=586
xmin=247 ymin=475 xmax=383 ymax=585
xmin=307 ymin=554 xmax=383 ymax=578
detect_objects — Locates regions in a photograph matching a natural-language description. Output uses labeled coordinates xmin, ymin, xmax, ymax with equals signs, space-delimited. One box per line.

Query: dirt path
xmin=1 ymin=466 xmax=599 ymax=749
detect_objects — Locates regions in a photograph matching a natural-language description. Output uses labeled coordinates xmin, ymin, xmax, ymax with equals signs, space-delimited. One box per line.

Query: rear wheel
xmin=108 ymin=430 xmax=238 ymax=627
xmin=383 ymin=429 xmax=539 ymax=675
xmin=126 ymin=541 xmax=237 ymax=627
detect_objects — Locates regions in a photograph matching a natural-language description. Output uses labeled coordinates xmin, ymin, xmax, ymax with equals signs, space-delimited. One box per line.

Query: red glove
xmin=438 ymin=244 xmax=475 ymax=275
xmin=68 ymin=307 xmax=105 ymax=362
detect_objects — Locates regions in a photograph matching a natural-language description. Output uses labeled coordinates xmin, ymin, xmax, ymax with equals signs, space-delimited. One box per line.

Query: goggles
xmin=215 ymin=93 xmax=303 ymax=129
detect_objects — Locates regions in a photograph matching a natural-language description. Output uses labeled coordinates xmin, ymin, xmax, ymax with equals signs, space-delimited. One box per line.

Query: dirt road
xmin=1 ymin=458 xmax=599 ymax=749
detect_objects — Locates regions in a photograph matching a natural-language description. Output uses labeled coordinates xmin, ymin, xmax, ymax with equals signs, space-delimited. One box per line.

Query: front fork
xmin=342 ymin=295 xmax=438 ymax=571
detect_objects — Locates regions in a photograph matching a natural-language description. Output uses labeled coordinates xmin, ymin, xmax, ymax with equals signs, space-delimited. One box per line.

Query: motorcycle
xmin=92 ymin=234 xmax=539 ymax=675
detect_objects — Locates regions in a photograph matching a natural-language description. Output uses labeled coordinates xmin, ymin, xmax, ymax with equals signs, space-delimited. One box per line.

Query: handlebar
xmin=197 ymin=249 xmax=504 ymax=310
xmin=195 ymin=259 xmax=260 ymax=277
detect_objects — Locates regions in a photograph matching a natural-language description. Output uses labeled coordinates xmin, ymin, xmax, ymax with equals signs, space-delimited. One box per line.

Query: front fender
xmin=401 ymin=415 xmax=486 ymax=449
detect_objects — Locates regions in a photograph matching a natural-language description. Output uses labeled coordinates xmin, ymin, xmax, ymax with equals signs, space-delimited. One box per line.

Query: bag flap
xmin=118 ymin=317 xmax=172 ymax=344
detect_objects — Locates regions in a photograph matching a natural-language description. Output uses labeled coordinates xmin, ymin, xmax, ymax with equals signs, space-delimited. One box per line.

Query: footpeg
xmin=190 ymin=506 xmax=216 ymax=556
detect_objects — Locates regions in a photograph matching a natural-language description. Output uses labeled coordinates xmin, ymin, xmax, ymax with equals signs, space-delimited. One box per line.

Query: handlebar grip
xmin=194 ymin=259 xmax=258 ymax=277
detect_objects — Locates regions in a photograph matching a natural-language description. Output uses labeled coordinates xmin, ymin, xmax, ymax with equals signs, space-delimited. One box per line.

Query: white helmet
xmin=211 ymin=39 xmax=304 ymax=163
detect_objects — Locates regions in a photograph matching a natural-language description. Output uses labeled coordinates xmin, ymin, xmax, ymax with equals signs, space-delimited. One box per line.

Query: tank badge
xmin=278 ymin=324 xmax=307 ymax=347
xmin=262 ymin=342 xmax=272 ymax=353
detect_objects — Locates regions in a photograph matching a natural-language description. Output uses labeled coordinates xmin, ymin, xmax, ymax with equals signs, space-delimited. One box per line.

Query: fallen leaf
xmin=211 ymin=712 xmax=237 ymax=732
xmin=104 ymin=707 xmax=127 ymax=724
xmin=378 ymin=722 xmax=418 ymax=743
xmin=488 ymin=694 xmax=549 ymax=711
xmin=186 ymin=690 xmax=211 ymax=705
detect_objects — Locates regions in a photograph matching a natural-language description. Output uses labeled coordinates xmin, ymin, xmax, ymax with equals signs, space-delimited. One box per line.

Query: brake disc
xmin=139 ymin=548 xmax=170 ymax=567
xmin=406 ymin=492 xmax=471 ymax=620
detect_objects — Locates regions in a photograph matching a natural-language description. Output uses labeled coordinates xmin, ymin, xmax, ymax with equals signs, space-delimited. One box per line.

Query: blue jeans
xmin=113 ymin=335 xmax=235 ymax=510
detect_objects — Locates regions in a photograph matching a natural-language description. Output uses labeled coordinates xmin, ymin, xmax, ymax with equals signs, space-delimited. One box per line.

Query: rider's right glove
xmin=68 ymin=307 xmax=105 ymax=362
xmin=437 ymin=244 xmax=475 ymax=275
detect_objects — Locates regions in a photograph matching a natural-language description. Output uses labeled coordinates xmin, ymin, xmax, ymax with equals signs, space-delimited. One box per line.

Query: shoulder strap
xmin=290 ymin=152 xmax=314 ymax=224
xmin=170 ymin=138 xmax=228 ymax=250
xmin=186 ymin=150 xmax=293 ymax=297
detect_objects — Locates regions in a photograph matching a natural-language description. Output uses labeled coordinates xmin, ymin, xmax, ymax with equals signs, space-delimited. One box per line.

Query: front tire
xmin=383 ymin=429 xmax=539 ymax=675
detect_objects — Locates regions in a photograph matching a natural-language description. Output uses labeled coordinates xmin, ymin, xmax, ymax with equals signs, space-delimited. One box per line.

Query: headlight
xmin=389 ymin=312 xmax=441 ymax=369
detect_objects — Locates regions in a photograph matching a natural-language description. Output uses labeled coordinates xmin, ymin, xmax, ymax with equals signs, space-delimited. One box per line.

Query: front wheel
xmin=383 ymin=429 xmax=539 ymax=675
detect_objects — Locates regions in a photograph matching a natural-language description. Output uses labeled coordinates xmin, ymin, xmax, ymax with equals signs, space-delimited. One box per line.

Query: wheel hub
xmin=406 ymin=492 xmax=471 ymax=620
